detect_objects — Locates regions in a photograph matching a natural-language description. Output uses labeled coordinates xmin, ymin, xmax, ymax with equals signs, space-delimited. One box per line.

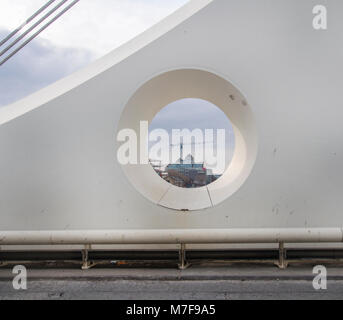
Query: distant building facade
xmin=164 ymin=155 xmax=219 ymax=188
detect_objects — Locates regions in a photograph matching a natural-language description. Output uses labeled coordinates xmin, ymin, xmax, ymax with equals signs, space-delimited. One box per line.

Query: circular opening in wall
xmin=148 ymin=98 xmax=235 ymax=189
xmin=117 ymin=69 xmax=258 ymax=211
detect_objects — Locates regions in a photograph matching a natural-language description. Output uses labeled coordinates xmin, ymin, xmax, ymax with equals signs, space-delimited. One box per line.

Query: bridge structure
xmin=0 ymin=0 xmax=343 ymax=267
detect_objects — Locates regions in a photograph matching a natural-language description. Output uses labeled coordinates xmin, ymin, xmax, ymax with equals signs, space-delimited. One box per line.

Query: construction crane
xmin=0 ymin=0 xmax=81 ymax=66
xmin=170 ymin=141 xmax=214 ymax=165
xmin=149 ymin=159 xmax=163 ymax=171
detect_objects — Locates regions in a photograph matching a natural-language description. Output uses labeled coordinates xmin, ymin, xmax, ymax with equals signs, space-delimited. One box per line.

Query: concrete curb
xmin=1 ymin=266 xmax=343 ymax=282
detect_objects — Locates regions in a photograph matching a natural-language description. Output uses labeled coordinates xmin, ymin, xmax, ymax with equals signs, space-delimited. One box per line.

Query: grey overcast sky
xmin=0 ymin=0 xmax=188 ymax=107
xmin=0 ymin=1 xmax=234 ymax=173
xmin=149 ymin=99 xmax=235 ymax=174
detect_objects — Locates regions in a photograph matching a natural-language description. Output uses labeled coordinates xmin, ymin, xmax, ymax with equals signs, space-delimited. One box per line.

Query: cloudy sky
xmin=0 ymin=0 xmax=188 ymax=107
xmin=0 ymin=0 xmax=234 ymax=174
xmin=149 ymin=99 xmax=235 ymax=174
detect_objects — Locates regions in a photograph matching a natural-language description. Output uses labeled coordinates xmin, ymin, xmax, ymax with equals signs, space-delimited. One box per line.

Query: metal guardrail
xmin=0 ymin=228 xmax=342 ymax=269
xmin=2 ymin=247 xmax=343 ymax=270
xmin=0 ymin=228 xmax=342 ymax=245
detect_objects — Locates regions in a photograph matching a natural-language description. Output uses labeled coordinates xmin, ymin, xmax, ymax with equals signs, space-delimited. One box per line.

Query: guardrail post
xmin=276 ymin=242 xmax=288 ymax=269
xmin=81 ymin=244 xmax=94 ymax=270
xmin=178 ymin=243 xmax=190 ymax=270
xmin=0 ymin=247 xmax=4 ymax=267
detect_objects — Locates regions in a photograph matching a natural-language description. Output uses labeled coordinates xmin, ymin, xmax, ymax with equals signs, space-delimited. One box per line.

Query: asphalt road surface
xmin=0 ymin=265 xmax=342 ymax=300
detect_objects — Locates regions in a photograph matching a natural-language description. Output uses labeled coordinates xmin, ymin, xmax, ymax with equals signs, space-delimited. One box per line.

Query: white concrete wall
xmin=0 ymin=0 xmax=342 ymax=232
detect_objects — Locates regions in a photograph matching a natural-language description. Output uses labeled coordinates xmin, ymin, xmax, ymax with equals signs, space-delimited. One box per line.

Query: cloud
xmin=149 ymin=99 xmax=236 ymax=171
xmin=0 ymin=29 xmax=93 ymax=107
xmin=0 ymin=0 xmax=189 ymax=57
xmin=149 ymin=99 xmax=234 ymax=133
xmin=0 ymin=1 xmax=188 ymax=106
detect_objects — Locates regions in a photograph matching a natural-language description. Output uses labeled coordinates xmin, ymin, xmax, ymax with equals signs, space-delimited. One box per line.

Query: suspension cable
xmin=0 ymin=0 xmax=80 ymax=66
xmin=0 ymin=0 xmax=57 ymax=47
xmin=0 ymin=0 xmax=70 ymax=58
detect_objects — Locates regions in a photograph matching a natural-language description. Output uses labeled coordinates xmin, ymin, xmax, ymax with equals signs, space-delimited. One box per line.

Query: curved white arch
xmin=118 ymin=69 xmax=258 ymax=210
xmin=0 ymin=0 xmax=213 ymax=126
xmin=0 ymin=0 xmax=343 ymax=232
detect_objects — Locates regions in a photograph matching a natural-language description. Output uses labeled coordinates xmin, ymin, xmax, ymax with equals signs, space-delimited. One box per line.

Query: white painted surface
xmin=0 ymin=0 xmax=343 ymax=232
xmin=118 ymin=69 xmax=257 ymax=210
xmin=0 ymin=228 xmax=342 ymax=245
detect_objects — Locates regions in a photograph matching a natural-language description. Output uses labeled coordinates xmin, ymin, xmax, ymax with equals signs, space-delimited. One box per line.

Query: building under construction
xmin=151 ymin=155 xmax=220 ymax=188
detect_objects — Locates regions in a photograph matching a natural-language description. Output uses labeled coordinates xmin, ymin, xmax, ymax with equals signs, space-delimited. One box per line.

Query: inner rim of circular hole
xmin=148 ymin=98 xmax=235 ymax=189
